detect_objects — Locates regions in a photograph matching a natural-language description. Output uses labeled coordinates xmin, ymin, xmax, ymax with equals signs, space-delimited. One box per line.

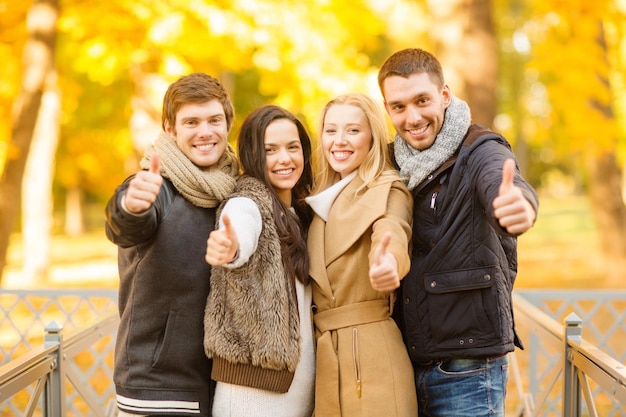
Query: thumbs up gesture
xmin=124 ymin=153 xmax=164 ymax=213
xmin=369 ymin=232 xmax=400 ymax=292
xmin=492 ymin=158 xmax=536 ymax=234
xmin=206 ymin=214 xmax=240 ymax=266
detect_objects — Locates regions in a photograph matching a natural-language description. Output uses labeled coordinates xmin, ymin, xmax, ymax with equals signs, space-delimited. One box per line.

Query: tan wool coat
xmin=308 ymin=176 xmax=417 ymax=417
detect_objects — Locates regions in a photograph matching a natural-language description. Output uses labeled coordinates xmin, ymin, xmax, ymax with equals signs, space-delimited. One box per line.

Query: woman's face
xmin=264 ymin=118 xmax=305 ymax=206
xmin=321 ymin=104 xmax=372 ymax=178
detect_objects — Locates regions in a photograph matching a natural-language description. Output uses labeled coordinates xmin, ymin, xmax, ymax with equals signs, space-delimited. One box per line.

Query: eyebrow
xmin=180 ymin=113 xmax=225 ymax=121
xmin=265 ymin=139 xmax=301 ymax=146
xmin=387 ymin=92 xmax=430 ymax=106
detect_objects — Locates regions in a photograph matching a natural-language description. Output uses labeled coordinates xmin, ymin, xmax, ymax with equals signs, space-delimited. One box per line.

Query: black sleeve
xmin=104 ymin=175 xmax=162 ymax=248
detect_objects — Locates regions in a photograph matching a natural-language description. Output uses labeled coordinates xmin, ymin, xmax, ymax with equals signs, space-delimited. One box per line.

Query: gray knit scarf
xmin=140 ymin=132 xmax=239 ymax=208
xmin=394 ymin=95 xmax=471 ymax=190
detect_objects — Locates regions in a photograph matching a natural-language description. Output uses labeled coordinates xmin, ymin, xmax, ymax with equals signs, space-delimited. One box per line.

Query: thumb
xmin=499 ymin=158 xmax=515 ymax=195
xmin=374 ymin=232 xmax=392 ymax=266
xmin=150 ymin=153 xmax=161 ymax=175
xmin=222 ymin=214 xmax=236 ymax=240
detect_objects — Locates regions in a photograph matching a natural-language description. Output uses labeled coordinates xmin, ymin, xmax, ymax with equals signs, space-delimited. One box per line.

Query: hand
xmin=369 ymin=232 xmax=400 ymax=292
xmin=492 ymin=158 xmax=536 ymax=234
xmin=205 ymin=214 xmax=239 ymax=266
xmin=124 ymin=154 xmax=163 ymax=213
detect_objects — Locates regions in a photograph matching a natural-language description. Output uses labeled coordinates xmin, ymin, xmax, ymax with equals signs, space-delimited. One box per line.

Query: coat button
xmin=484 ymin=275 xmax=491 ymax=281
xmin=430 ymin=281 xmax=437 ymax=288
xmin=459 ymin=339 xmax=464 ymax=345
xmin=404 ymin=297 xmax=410 ymax=304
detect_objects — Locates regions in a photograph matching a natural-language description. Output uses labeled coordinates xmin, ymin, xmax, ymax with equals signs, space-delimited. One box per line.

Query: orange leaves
xmin=524 ymin=0 xmax=624 ymax=156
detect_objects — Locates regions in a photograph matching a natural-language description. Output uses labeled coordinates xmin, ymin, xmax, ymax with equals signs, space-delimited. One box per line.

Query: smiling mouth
xmin=332 ymin=151 xmax=352 ymax=160
xmin=274 ymin=168 xmax=294 ymax=175
xmin=407 ymin=125 xmax=428 ymax=135
xmin=195 ymin=143 xmax=216 ymax=151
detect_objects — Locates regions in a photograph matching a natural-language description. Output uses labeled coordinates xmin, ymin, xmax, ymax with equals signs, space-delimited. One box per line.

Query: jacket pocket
xmin=152 ymin=310 xmax=177 ymax=369
xmin=424 ymin=266 xmax=502 ymax=350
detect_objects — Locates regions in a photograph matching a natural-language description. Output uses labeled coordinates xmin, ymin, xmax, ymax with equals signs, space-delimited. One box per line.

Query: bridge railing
xmin=0 ymin=315 xmax=119 ymax=417
xmin=0 ymin=290 xmax=118 ymax=417
xmin=510 ymin=290 xmax=626 ymax=417
xmin=0 ymin=289 xmax=625 ymax=416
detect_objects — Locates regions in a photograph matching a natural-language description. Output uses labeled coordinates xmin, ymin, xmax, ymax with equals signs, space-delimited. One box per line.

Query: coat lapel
xmin=308 ymin=214 xmax=334 ymax=296
xmin=324 ymin=177 xmax=391 ymax=266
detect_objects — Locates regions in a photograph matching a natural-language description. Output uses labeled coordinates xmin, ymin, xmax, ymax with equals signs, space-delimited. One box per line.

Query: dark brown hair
xmin=238 ymin=105 xmax=314 ymax=284
xmin=377 ymin=48 xmax=445 ymax=94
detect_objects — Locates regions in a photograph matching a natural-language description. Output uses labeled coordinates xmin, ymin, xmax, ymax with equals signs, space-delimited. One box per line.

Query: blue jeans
xmin=414 ymin=354 xmax=509 ymax=417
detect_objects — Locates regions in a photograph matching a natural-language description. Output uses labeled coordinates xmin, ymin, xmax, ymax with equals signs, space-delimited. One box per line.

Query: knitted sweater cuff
xmin=211 ymin=356 xmax=295 ymax=393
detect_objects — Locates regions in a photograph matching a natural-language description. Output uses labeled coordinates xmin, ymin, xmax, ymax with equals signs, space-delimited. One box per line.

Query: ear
xmin=383 ymin=100 xmax=392 ymax=115
xmin=164 ymin=120 xmax=175 ymax=136
xmin=441 ymin=85 xmax=452 ymax=108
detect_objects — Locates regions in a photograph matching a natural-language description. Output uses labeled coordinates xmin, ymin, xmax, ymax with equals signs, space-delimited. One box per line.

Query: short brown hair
xmin=377 ymin=48 xmax=445 ymax=95
xmin=161 ymin=72 xmax=234 ymax=132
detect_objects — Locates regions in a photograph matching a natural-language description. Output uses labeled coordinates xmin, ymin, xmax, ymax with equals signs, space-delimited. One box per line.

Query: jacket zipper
xmin=430 ymin=191 xmax=438 ymax=213
xmin=353 ymin=328 xmax=361 ymax=398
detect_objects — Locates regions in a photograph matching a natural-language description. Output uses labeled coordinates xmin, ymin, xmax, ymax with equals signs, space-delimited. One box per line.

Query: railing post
xmin=44 ymin=321 xmax=66 ymax=417
xmin=563 ymin=313 xmax=582 ymax=417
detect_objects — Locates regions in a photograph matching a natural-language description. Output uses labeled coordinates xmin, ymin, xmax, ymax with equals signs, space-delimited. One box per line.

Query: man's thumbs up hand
xmin=493 ymin=158 xmax=536 ymax=234
xmin=124 ymin=153 xmax=163 ymax=213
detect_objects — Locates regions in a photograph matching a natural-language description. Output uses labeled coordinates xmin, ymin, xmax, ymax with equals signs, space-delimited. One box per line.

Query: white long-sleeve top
xmin=211 ymin=197 xmax=315 ymax=417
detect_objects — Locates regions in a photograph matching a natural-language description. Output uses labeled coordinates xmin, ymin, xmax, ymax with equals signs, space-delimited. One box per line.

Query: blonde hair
xmin=312 ymin=93 xmax=400 ymax=195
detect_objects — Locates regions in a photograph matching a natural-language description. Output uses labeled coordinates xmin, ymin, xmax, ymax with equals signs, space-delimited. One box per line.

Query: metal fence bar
xmin=512 ymin=291 xmax=626 ymax=416
xmin=568 ymin=334 xmax=626 ymax=404
xmin=563 ymin=313 xmax=582 ymax=417
xmin=1 ymin=289 xmax=625 ymax=416
xmin=0 ymin=312 xmax=118 ymax=417
xmin=0 ymin=345 xmax=56 ymax=401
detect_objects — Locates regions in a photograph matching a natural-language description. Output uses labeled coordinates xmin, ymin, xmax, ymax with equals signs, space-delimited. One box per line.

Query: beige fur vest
xmin=203 ymin=176 xmax=301 ymax=393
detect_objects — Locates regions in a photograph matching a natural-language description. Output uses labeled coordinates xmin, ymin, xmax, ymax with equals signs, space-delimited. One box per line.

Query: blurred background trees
xmin=0 ymin=0 xmax=625 ymax=285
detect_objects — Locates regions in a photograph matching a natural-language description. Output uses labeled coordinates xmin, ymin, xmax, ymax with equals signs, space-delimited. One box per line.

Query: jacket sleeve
xmin=104 ymin=175 xmax=166 ymax=248
xmin=370 ymin=180 xmax=413 ymax=280
xmin=469 ymin=139 xmax=539 ymax=236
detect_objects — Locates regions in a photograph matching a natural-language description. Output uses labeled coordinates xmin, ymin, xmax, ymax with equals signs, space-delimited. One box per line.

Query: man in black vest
xmin=378 ymin=48 xmax=539 ymax=417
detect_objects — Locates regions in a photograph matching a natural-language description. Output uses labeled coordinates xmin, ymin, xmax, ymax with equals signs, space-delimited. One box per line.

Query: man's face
xmin=165 ymin=100 xmax=229 ymax=167
xmin=383 ymin=72 xmax=451 ymax=151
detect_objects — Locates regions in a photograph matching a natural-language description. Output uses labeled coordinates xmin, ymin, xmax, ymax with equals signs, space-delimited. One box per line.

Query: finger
xmin=378 ymin=233 xmax=392 ymax=262
xmin=149 ymin=153 xmax=161 ymax=175
xmin=222 ymin=214 xmax=233 ymax=235
xmin=499 ymin=158 xmax=516 ymax=195
xmin=216 ymin=213 xmax=240 ymax=262
xmin=373 ymin=232 xmax=392 ymax=266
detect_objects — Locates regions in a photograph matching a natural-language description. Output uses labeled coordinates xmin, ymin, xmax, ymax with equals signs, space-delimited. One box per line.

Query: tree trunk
xmin=0 ymin=0 xmax=59 ymax=285
xmin=506 ymin=0 xmax=530 ymax=177
xmin=428 ymin=0 xmax=497 ymax=128
xmin=64 ymin=186 xmax=84 ymax=237
xmin=21 ymin=86 xmax=60 ymax=285
xmin=586 ymin=152 xmax=626 ymax=257
xmin=585 ymin=21 xmax=626 ymax=282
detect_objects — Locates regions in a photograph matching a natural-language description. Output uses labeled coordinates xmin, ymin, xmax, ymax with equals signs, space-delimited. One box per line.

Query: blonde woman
xmin=306 ymin=93 xmax=417 ymax=416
